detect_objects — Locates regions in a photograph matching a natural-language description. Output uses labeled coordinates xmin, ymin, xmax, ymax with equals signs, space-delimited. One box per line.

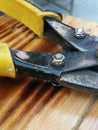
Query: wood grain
xmin=0 ymin=15 xmax=98 ymax=130
xmin=79 ymin=97 xmax=98 ymax=130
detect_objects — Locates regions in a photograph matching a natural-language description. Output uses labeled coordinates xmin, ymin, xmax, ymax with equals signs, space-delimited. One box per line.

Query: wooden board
xmin=79 ymin=98 xmax=98 ymax=130
xmin=0 ymin=15 xmax=98 ymax=130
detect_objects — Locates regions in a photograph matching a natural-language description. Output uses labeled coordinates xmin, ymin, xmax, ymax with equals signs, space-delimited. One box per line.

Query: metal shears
xmin=0 ymin=0 xmax=98 ymax=92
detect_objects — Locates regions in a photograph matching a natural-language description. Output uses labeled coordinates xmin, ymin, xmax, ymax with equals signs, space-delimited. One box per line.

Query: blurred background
xmin=0 ymin=0 xmax=98 ymax=22
xmin=32 ymin=0 xmax=98 ymax=22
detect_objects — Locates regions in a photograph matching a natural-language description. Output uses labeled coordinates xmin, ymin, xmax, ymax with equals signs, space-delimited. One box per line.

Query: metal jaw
xmin=9 ymin=17 xmax=98 ymax=92
xmin=11 ymin=49 xmax=98 ymax=92
xmin=44 ymin=17 xmax=98 ymax=51
xmin=1 ymin=0 xmax=98 ymax=92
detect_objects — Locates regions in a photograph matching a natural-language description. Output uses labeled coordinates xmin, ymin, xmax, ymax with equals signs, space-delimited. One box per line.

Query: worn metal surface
xmin=44 ymin=17 xmax=98 ymax=51
xmin=60 ymin=70 xmax=98 ymax=92
xmin=11 ymin=49 xmax=98 ymax=91
xmin=1 ymin=14 xmax=98 ymax=130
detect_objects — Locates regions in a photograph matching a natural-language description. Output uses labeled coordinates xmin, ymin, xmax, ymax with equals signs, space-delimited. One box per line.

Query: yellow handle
xmin=0 ymin=0 xmax=61 ymax=37
xmin=0 ymin=43 xmax=16 ymax=78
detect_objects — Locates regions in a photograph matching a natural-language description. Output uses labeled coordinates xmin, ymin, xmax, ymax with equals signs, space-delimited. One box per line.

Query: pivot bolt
xmin=52 ymin=53 xmax=65 ymax=67
xmin=74 ymin=28 xmax=85 ymax=39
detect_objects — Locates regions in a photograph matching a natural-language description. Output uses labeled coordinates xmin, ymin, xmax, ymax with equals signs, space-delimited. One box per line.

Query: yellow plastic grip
xmin=0 ymin=43 xmax=16 ymax=78
xmin=0 ymin=0 xmax=61 ymax=37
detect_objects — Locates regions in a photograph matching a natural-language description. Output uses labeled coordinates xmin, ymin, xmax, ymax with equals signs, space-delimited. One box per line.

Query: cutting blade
xmin=59 ymin=70 xmax=98 ymax=92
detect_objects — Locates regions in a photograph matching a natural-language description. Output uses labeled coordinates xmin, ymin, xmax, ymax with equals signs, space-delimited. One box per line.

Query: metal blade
xmin=11 ymin=49 xmax=98 ymax=92
xmin=11 ymin=49 xmax=98 ymax=76
xmin=59 ymin=70 xmax=98 ymax=92
xmin=62 ymin=50 xmax=98 ymax=73
xmin=44 ymin=17 xmax=98 ymax=51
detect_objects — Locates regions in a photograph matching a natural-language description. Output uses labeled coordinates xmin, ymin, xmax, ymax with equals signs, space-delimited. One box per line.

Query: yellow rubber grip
xmin=0 ymin=43 xmax=16 ymax=78
xmin=0 ymin=0 xmax=61 ymax=37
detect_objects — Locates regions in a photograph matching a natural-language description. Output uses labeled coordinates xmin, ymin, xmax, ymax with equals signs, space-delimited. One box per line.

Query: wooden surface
xmin=0 ymin=15 xmax=98 ymax=130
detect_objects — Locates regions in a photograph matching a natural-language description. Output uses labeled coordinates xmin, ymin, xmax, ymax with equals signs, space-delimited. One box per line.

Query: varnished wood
xmin=79 ymin=96 xmax=98 ymax=130
xmin=0 ymin=15 xmax=98 ymax=130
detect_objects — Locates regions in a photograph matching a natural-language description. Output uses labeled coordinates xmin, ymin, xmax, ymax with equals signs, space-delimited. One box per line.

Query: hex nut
xmin=52 ymin=53 xmax=65 ymax=67
xmin=74 ymin=28 xmax=86 ymax=39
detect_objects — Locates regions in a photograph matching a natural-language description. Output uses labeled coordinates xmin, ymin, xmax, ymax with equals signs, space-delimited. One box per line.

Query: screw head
xmin=52 ymin=53 xmax=65 ymax=67
xmin=74 ymin=28 xmax=85 ymax=39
